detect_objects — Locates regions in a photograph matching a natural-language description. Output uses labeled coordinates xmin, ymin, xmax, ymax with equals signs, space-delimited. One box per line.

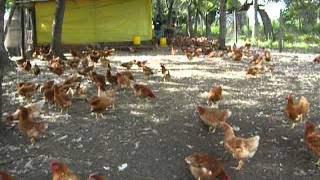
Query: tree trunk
xmin=187 ymin=2 xmax=194 ymax=37
xmin=205 ymin=11 xmax=216 ymax=39
xmin=167 ymin=0 xmax=174 ymax=27
xmin=219 ymin=0 xmax=227 ymax=49
xmin=252 ymin=0 xmax=258 ymax=42
xmin=51 ymin=0 xmax=66 ymax=59
xmin=4 ymin=5 xmax=16 ymax=39
xmin=0 ymin=0 xmax=12 ymax=129
xmin=194 ymin=9 xmax=199 ymax=36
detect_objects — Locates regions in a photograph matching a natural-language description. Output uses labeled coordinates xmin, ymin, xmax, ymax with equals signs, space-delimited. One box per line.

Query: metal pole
xmin=233 ymin=0 xmax=237 ymax=44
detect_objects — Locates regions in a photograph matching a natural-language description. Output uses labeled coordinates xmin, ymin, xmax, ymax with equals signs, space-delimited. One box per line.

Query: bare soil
xmin=1 ymin=49 xmax=320 ymax=180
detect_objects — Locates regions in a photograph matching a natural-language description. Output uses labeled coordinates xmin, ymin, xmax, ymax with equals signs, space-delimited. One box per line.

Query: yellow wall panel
xmin=35 ymin=0 xmax=152 ymax=44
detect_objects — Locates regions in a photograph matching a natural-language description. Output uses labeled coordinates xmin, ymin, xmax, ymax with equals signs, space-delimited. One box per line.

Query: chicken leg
xmin=232 ymin=160 xmax=244 ymax=170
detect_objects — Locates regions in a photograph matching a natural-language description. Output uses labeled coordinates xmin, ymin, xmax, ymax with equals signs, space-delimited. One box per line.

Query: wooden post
xmin=20 ymin=7 xmax=25 ymax=58
xmin=278 ymin=9 xmax=284 ymax=52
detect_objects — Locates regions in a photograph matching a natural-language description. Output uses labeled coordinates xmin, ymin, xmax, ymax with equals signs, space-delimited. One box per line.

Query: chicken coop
xmin=35 ymin=0 xmax=153 ymax=44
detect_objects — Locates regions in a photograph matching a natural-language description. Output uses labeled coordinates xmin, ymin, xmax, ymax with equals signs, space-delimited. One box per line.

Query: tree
xmin=0 ymin=0 xmax=12 ymax=128
xmin=252 ymin=0 xmax=258 ymax=42
xmin=219 ymin=0 xmax=227 ymax=49
xmin=51 ymin=0 xmax=66 ymax=59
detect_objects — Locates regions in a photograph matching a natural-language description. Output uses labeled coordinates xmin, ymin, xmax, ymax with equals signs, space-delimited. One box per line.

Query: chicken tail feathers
xmin=299 ymin=96 xmax=310 ymax=114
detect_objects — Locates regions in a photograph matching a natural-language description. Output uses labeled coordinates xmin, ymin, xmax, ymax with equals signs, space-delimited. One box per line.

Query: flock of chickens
xmin=1 ymin=36 xmax=320 ymax=179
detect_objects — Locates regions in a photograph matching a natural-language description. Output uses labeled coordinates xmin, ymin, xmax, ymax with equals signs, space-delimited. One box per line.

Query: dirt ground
xmin=1 ymin=48 xmax=320 ymax=180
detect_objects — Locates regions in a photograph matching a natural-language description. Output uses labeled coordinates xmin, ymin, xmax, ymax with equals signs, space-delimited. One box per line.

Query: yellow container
xmin=160 ymin=37 xmax=167 ymax=47
xmin=133 ymin=36 xmax=141 ymax=45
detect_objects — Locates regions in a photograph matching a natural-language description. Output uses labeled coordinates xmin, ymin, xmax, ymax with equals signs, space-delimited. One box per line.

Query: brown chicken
xmin=6 ymin=100 xmax=46 ymax=123
xmin=264 ymin=50 xmax=272 ymax=62
xmin=0 ymin=171 xmax=15 ymax=180
xmin=121 ymin=61 xmax=133 ymax=70
xmin=134 ymin=60 xmax=147 ymax=68
xmin=106 ymin=69 xmax=118 ymax=86
xmin=208 ymin=86 xmax=222 ymax=104
xmin=87 ymin=173 xmax=105 ymax=180
xmin=304 ymin=121 xmax=320 ymax=166
xmin=171 ymin=45 xmax=177 ymax=55
xmin=89 ymin=50 xmax=101 ymax=63
xmin=48 ymin=57 xmax=64 ymax=76
xmin=142 ymin=66 xmax=153 ymax=76
xmin=220 ymin=122 xmax=260 ymax=170
xmin=129 ymin=47 xmax=137 ymax=53
xmin=132 ymin=84 xmax=155 ymax=101
xmin=68 ymin=57 xmax=81 ymax=69
xmin=78 ymin=65 xmax=94 ymax=76
xmin=53 ymin=85 xmax=72 ymax=113
xmin=246 ymin=66 xmax=263 ymax=76
xmin=197 ymin=106 xmax=231 ymax=133
xmin=232 ymin=48 xmax=243 ymax=61
xmin=185 ymin=153 xmax=230 ymax=180
xmin=17 ymin=106 xmax=48 ymax=144
xmin=118 ymin=71 xmax=134 ymax=81
xmin=99 ymin=57 xmax=111 ymax=68
xmin=23 ymin=60 xmax=32 ymax=72
xmin=88 ymin=85 xmax=114 ymax=119
xmin=162 ymin=70 xmax=171 ymax=82
xmin=16 ymin=82 xmax=39 ymax=100
xmin=160 ymin=64 xmax=167 ymax=74
xmin=103 ymin=48 xmax=115 ymax=57
xmin=313 ymin=55 xmax=320 ymax=63
xmin=40 ymin=81 xmax=55 ymax=104
xmin=50 ymin=160 xmax=78 ymax=180
xmin=90 ymin=71 xmax=106 ymax=91
xmin=284 ymin=94 xmax=309 ymax=128
xmin=184 ymin=49 xmax=194 ymax=60
xmin=116 ymin=73 xmax=131 ymax=89
xmin=32 ymin=64 xmax=41 ymax=76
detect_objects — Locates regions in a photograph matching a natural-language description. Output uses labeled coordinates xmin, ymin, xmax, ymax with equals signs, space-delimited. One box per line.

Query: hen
xmin=142 ymin=66 xmax=153 ymax=77
xmin=208 ymin=86 xmax=222 ymax=104
xmin=16 ymin=82 xmax=39 ymax=100
xmin=90 ymin=71 xmax=106 ymax=91
xmin=121 ymin=61 xmax=133 ymax=70
xmin=32 ymin=64 xmax=41 ymax=76
xmin=53 ymin=85 xmax=72 ymax=113
xmin=17 ymin=106 xmax=48 ymax=144
xmin=304 ymin=121 xmax=320 ymax=166
xmin=132 ymin=84 xmax=155 ymax=101
xmin=116 ymin=73 xmax=131 ymax=89
xmin=313 ymin=55 xmax=320 ymax=63
xmin=197 ymin=106 xmax=231 ymax=133
xmin=6 ymin=100 xmax=46 ymax=123
xmin=106 ymin=69 xmax=118 ymax=86
xmin=185 ymin=153 xmax=230 ymax=180
xmin=284 ymin=94 xmax=309 ymax=128
xmin=88 ymin=85 xmax=114 ymax=119
xmin=50 ymin=160 xmax=78 ymax=180
xmin=48 ymin=57 xmax=65 ymax=76
xmin=40 ymin=81 xmax=55 ymax=104
xmin=0 ymin=171 xmax=15 ymax=180
xmin=87 ymin=173 xmax=105 ymax=180
xmin=220 ymin=122 xmax=260 ymax=170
